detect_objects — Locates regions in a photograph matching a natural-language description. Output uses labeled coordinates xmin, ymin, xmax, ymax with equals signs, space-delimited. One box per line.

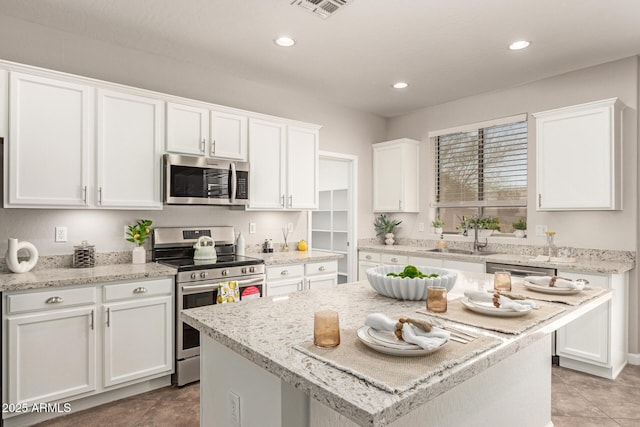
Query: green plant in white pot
xmin=374 ymin=214 xmax=402 ymax=245
xmin=431 ymin=217 xmax=445 ymax=235
xmin=513 ymin=218 xmax=527 ymax=238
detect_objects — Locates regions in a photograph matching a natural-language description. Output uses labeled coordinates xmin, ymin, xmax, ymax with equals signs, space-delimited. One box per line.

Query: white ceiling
xmin=2 ymin=0 xmax=640 ymax=117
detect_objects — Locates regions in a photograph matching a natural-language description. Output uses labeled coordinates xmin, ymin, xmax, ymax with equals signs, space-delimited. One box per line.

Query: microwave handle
xmin=230 ymin=162 xmax=237 ymax=203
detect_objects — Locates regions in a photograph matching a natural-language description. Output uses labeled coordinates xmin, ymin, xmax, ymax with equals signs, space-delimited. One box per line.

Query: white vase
xmin=132 ymin=246 xmax=146 ymax=264
xmin=384 ymin=233 xmax=395 ymax=245
xmin=515 ymin=229 xmax=526 ymax=238
xmin=434 ymin=227 xmax=443 ymax=235
xmin=5 ymin=238 xmax=39 ymax=273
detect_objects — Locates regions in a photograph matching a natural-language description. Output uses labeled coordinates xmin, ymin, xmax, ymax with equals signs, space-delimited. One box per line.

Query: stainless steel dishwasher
xmin=485 ymin=261 xmax=560 ymax=360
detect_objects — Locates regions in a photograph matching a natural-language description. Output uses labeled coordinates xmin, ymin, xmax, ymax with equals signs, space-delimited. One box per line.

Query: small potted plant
xmin=431 ymin=217 xmax=445 ymax=235
xmin=513 ymin=218 xmax=527 ymax=238
xmin=374 ymin=214 xmax=402 ymax=245
xmin=126 ymin=219 xmax=152 ymax=264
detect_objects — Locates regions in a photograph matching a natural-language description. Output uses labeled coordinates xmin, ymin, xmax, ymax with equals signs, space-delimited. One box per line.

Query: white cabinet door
xmin=96 ymin=89 xmax=163 ymax=209
xmin=103 ymin=295 xmax=173 ymax=387
xmin=534 ymin=98 xmax=623 ymax=211
xmin=358 ymin=261 xmax=379 ymax=281
xmin=7 ymin=307 xmax=96 ymax=405
xmin=248 ymin=118 xmax=286 ymax=209
xmin=373 ymin=139 xmax=419 ymax=212
xmin=287 ymin=126 xmax=318 ymax=209
xmin=408 ymin=256 xmax=444 ymax=268
xmin=7 ymin=72 xmax=91 ymax=207
xmin=211 ymin=110 xmax=247 ymax=160
xmin=166 ymin=102 xmax=209 ymax=156
xmin=267 ymin=277 xmax=303 ymax=296
xmin=307 ymin=275 xmax=337 ymax=290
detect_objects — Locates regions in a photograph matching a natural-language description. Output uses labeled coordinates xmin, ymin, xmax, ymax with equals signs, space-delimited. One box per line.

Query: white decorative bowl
xmin=366 ymin=265 xmax=458 ymax=300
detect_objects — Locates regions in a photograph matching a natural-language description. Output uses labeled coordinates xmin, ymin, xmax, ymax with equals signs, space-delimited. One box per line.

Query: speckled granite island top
xmin=359 ymin=244 xmax=635 ymax=274
xmin=249 ymin=250 xmax=343 ymax=266
xmin=0 ymin=263 xmax=177 ymax=292
xmin=182 ymin=272 xmax=611 ymax=426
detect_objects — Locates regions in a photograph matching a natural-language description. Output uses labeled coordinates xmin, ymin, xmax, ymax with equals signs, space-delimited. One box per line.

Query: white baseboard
xmin=628 ymin=353 xmax=640 ymax=365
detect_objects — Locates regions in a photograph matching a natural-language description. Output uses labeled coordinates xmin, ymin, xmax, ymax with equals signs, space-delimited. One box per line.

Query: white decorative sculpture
xmin=5 ymin=238 xmax=39 ymax=273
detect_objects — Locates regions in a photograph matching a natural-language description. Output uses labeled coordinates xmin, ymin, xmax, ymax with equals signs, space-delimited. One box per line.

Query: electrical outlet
xmin=535 ymin=225 xmax=548 ymax=236
xmin=418 ymin=222 xmax=425 ymax=232
xmin=229 ymin=392 xmax=241 ymax=427
xmin=287 ymin=222 xmax=294 ymax=233
xmin=55 ymin=226 xmax=67 ymax=243
xmin=249 ymin=223 xmax=256 ymax=234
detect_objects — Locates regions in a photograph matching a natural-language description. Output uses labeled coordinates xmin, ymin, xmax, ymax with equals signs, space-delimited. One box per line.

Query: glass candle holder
xmin=426 ymin=286 xmax=447 ymax=313
xmin=314 ymin=310 xmax=340 ymax=347
xmin=494 ymin=271 xmax=512 ymax=292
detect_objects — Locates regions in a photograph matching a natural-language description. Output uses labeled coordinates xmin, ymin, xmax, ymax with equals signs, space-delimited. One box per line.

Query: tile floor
xmin=32 ymin=364 xmax=640 ymax=427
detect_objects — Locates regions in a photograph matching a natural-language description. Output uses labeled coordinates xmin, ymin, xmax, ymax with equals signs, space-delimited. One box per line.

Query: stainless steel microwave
xmin=164 ymin=154 xmax=249 ymax=206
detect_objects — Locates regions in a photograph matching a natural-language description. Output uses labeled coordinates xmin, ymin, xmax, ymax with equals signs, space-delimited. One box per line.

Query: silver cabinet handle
xmin=82 ymin=186 xmax=87 ymax=203
xmin=365 ymin=255 xmax=372 ymax=260
xmin=288 ymin=195 xmax=293 ymax=207
xmin=99 ymin=187 xmax=103 ymax=205
xmin=280 ymin=195 xmax=285 ymax=207
xmin=211 ymin=139 xmax=216 ymax=155
xmin=133 ymin=287 xmax=148 ymax=294
xmin=318 ymin=265 xmax=326 ymax=272
xmin=45 ymin=296 xmax=64 ymax=304
xmin=201 ymin=139 xmax=206 ymax=153
xmin=106 ymin=308 xmax=111 ymax=327
xmin=399 ymin=200 xmax=402 ymax=210
xmin=90 ymin=309 xmax=94 ymax=330
xmin=281 ymin=270 xmax=289 ymax=276
xmin=391 ymin=257 xmax=398 ymax=263
xmin=538 ymin=193 xmax=542 ymax=208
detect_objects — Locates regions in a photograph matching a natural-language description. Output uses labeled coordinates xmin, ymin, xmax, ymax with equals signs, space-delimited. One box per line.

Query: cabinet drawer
xmin=381 ymin=253 xmax=408 ymax=265
xmin=305 ymin=260 xmax=338 ymax=277
xmin=266 ymin=264 xmax=304 ymax=281
xmin=359 ymin=251 xmax=381 ymax=262
xmin=103 ymin=278 xmax=173 ymax=302
xmin=7 ymin=286 xmax=96 ymax=315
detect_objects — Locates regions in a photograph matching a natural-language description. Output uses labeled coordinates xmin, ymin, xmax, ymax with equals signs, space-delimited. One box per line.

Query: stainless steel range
xmin=152 ymin=226 xmax=265 ymax=386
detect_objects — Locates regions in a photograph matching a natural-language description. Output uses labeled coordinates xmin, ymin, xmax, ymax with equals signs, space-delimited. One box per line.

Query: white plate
xmin=460 ymin=297 xmax=532 ymax=317
xmin=521 ymin=281 xmax=582 ymax=295
xmin=366 ymin=328 xmax=420 ymax=350
xmin=356 ymin=327 xmax=446 ymax=357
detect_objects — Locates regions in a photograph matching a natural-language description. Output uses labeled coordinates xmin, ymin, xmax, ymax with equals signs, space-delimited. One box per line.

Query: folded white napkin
xmin=524 ymin=276 xmax=585 ymax=290
xmin=364 ymin=313 xmax=450 ymax=350
xmin=464 ymin=290 xmax=538 ymax=312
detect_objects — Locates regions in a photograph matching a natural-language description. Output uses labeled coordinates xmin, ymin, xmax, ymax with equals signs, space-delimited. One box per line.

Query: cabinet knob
xmin=133 ymin=287 xmax=148 ymax=294
xmin=281 ymin=270 xmax=289 ymax=276
xmin=318 ymin=265 xmax=326 ymax=271
xmin=391 ymin=257 xmax=398 ymax=263
xmin=365 ymin=255 xmax=372 ymax=260
xmin=45 ymin=296 xmax=64 ymax=304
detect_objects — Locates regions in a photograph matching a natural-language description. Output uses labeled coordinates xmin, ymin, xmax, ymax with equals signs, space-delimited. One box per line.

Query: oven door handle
xmin=181 ymin=283 xmax=220 ymax=294
xmin=236 ymin=276 xmax=265 ymax=288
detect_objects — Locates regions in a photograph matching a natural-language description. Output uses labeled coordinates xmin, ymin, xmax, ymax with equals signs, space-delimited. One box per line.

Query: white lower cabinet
xmin=266 ymin=261 xmax=338 ymax=296
xmin=2 ymin=277 xmax=174 ymax=420
xmin=442 ymin=259 xmax=484 ymax=273
xmin=555 ymin=271 xmax=628 ymax=379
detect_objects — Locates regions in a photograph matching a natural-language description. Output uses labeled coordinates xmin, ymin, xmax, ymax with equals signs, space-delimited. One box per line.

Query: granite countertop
xmin=249 ymin=250 xmax=343 ymax=266
xmin=182 ymin=272 xmax=611 ymax=427
xmin=358 ymin=244 xmax=635 ymax=275
xmin=0 ymin=263 xmax=177 ymax=293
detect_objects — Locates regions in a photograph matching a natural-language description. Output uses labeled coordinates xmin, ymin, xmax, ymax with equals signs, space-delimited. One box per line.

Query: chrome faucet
xmin=473 ymin=226 xmax=488 ymax=252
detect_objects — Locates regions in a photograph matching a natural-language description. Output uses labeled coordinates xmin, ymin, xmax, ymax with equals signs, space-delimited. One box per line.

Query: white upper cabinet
xmin=373 ymin=138 xmax=419 ymax=212
xmin=166 ymin=101 xmax=248 ymax=160
xmin=534 ymin=98 xmax=624 ymax=211
xmin=210 ymin=110 xmax=248 ymax=160
xmin=4 ymin=70 xmax=163 ymax=209
xmin=166 ymin=102 xmax=209 ymax=156
xmin=248 ymin=119 xmax=319 ymax=210
xmin=7 ymin=72 xmax=91 ymax=208
xmin=96 ymin=89 xmax=163 ymax=209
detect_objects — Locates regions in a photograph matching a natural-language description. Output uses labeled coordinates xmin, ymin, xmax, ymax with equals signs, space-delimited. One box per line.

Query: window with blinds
xmin=432 ymin=117 xmax=528 ymax=233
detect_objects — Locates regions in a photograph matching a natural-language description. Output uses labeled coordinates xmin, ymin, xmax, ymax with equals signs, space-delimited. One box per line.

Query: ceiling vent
xmin=291 ymin=0 xmax=353 ymax=19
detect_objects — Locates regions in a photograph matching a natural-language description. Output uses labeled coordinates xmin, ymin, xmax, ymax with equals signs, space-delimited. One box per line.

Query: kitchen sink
xmin=423 ymin=248 xmax=499 ymax=256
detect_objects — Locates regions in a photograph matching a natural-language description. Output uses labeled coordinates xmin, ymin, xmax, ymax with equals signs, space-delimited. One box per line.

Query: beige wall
xmin=386 ymin=56 xmax=639 ymax=355
xmin=0 ymin=14 xmax=386 ymax=254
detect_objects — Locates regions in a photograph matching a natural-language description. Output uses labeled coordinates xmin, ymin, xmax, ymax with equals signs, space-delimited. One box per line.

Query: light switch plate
xmin=287 ymin=222 xmax=294 ymax=233
xmin=249 ymin=223 xmax=256 ymax=234
xmin=418 ymin=222 xmax=425 ymax=232
xmin=535 ymin=225 xmax=548 ymax=236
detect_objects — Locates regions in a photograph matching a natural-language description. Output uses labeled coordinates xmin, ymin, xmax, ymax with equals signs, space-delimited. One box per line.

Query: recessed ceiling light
xmin=392 ymin=82 xmax=409 ymax=89
xmin=274 ymin=36 xmax=296 ymax=47
xmin=509 ymin=40 xmax=530 ymax=50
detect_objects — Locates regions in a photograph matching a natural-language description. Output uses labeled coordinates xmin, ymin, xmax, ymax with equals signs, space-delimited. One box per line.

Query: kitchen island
xmin=182 ymin=270 xmax=611 ymax=427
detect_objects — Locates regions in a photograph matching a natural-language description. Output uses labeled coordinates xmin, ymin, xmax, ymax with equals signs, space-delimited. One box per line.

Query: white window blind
xmin=433 ymin=119 xmax=528 ymax=208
